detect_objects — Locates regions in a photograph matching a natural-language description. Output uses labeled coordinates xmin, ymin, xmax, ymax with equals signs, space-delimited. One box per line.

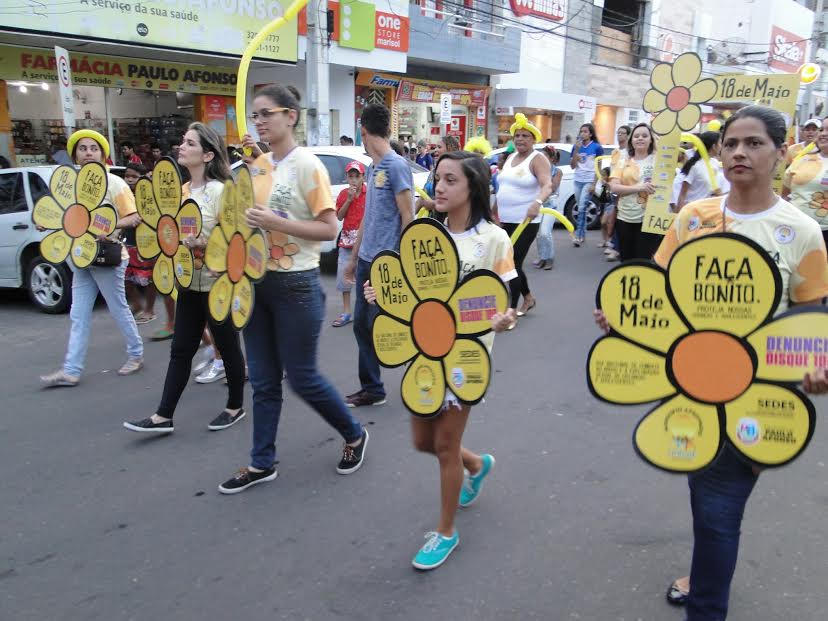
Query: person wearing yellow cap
xmin=493 ymin=113 xmax=553 ymax=326
xmin=40 ymin=129 xmax=144 ymax=387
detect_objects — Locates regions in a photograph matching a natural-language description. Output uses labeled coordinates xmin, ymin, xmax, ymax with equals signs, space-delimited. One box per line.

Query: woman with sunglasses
xmin=218 ymin=85 xmax=368 ymax=494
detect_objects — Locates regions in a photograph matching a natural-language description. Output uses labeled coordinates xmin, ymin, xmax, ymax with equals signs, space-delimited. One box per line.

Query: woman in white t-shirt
xmin=677 ymin=131 xmax=723 ymax=209
xmin=124 ymin=123 xmax=247 ymax=434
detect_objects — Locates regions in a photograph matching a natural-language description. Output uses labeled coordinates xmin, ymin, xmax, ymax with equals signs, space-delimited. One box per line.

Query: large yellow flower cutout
xmin=204 ymin=165 xmax=267 ymax=329
xmin=370 ymin=219 xmax=509 ymax=418
xmin=808 ymin=191 xmax=828 ymax=218
xmin=643 ymin=53 xmax=718 ymax=136
xmin=134 ymin=158 xmax=202 ymax=295
xmin=33 ymin=163 xmax=118 ymax=268
xmin=588 ymin=233 xmax=827 ymax=473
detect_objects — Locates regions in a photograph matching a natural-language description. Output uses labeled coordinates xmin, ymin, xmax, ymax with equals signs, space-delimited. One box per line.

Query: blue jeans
xmin=352 ymin=258 xmax=385 ymax=397
xmin=573 ymin=180 xmax=592 ymax=240
xmin=536 ymin=200 xmax=557 ymax=261
xmin=244 ymin=269 xmax=363 ymax=470
xmin=64 ymin=258 xmax=143 ymax=377
xmin=686 ymin=445 xmax=759 ymax=621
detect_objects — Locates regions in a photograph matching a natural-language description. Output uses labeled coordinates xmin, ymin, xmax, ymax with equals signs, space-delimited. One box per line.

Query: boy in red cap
xmin=332 ymin=160 xmax=367 ymax=327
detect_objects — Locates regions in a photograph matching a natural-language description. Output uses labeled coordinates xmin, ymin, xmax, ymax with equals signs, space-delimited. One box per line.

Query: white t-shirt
xmin=682 ymin=160 xmax=717 ymax=204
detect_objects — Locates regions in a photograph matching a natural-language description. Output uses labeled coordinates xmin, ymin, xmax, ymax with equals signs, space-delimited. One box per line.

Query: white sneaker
xmin=195 ymin=360 xmax=226 ymax=384
xmin=192 ymin=347 xmax=214 ymax=375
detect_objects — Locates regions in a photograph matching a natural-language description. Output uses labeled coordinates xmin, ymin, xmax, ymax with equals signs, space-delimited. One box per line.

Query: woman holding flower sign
xmin=596 ymin=106 xmax=828 ymax=620
xmin=124 ymin=123 xmax=247 ymax=434
xmin=40 ymin=130 xmax=143 ymax=387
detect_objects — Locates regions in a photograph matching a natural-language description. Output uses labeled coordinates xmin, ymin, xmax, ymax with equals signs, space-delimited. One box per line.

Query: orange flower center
xmin=157 ymin=215 xmax=179 ymax=256
xmin=227 ymin=233 xmax=246 ymax=283
xmin=64 ymin=204 xmax=90 ymax=238
xmin=666 ymin=86 xmax=691 ymax=112
xmin=412 ymin=300 xmax=456 ymax=359
xmin=671 ymin=331 xmax=754 ymax=403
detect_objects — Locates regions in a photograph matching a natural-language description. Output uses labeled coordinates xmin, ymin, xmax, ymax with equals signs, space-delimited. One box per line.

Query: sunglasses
xmin=247 ymin=107 xmax=291 ymax=122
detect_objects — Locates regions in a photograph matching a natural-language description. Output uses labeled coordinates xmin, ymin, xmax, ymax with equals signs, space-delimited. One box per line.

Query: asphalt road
xmin=1 ymin=230 xmax=826 ymax=621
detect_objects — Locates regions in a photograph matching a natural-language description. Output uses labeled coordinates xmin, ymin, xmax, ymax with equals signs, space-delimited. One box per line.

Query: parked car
xmin=306 ymin=146 xmax=430 ymax=269
xmin=0 ymin=165 xmax=75 ymax=313
xmin=488 ymin=142 xmax=617 ymax=230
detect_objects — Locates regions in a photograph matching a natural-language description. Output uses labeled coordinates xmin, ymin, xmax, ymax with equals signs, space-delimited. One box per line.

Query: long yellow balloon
xmin=416 ymin=207 xmax=430 ymax=218
xmin=594 ymin=154 xmax=613 ymax=178
xmin=791 ymin=141 xmax=817 ymax=167
xmin=236 ymin=0 xmax=309 ymax=154
xmin=509 ymin=208 xmax=574 ymax=245
xmin=681 ymin=132 xmax=719 ymax=192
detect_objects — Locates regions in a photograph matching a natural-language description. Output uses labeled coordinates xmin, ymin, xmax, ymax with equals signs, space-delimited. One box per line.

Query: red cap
xmin=345 ymin=160 xmax=365 ymax=174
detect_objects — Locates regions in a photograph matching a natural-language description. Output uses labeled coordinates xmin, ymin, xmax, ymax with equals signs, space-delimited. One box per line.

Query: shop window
xmin=28 ymin=173 xmax=50 ymax=204
xmin=0 ymin=172 xmax=27 ymax=215
xmin=597 ymin=0 xmax=646 ymax=68
xmin=316 ymin=155 xmax=349 ymax=185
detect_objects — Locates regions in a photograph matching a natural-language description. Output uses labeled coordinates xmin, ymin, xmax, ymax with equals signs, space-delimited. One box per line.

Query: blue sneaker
xmin=412 ymin=531 xmax=459 ymax=570
xmin=459 ymin=454 xmax=495 ymax=507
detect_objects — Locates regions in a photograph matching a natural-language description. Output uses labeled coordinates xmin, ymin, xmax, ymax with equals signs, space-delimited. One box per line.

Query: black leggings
xmin=616 ymin=219 xmax=662 ymax=262
xmin=501 ymin=222 xmax=539 ymax=309
xmin=156 ymin=289 xmax=245 ymax=418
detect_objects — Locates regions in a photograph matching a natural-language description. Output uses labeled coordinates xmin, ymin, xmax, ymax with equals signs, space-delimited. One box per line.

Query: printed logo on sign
xmin=180 ymin=216 xmax=197 ymax=236
xmin=137 ymin=23 xmax=149 ymax=37
xmin=458 ymin=295 xmax=497 ymax=322
xmin=665 ymin=409 xmax=702 ymax=461
xmin=451 ymin=367 xmax=464 ymax=388
xmin=74 ymin=246 xmax=82 ymax=257
xmin=736 ymin=418 xmax=760 ymax=446
xmin=415 ymin=364 xmax=436 ymax=406
xmin=774 ymin=225 xmax=795 ymax=244
xmin=232 ymin=296 xmax=241 ymax=312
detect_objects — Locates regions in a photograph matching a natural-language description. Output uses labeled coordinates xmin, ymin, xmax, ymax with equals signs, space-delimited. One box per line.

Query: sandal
xmin=516 ymin=299 xmax=536 ymax=317
xmin=332 ymin=313 xmax=353 ymax=328
xmin=134 ymin=312 xmax=156 ymax=325
xmin=151 ymin=328 xmax=174 ymax=341
xmin=666 ymin=580 xmax=689 ymax=606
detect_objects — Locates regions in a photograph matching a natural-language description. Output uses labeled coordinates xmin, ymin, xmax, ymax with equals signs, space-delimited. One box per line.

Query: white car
xmin=0 ymin=165 xmax=73 ymax=313
xmin=306 ymin=146 xmax=430 ymax=267
xmin=489 ymin=142 xmax=618 ymax=230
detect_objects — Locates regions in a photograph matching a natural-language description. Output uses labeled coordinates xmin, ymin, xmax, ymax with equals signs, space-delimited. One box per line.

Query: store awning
xmin=494 ymin=88 xmax=595 ymax=115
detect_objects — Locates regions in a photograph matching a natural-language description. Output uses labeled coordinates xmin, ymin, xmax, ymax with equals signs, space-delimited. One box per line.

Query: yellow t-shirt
xmin=449 ymin=219 xmax=516 ymax=352
xmin=610 ymin=154 xmax=654 ymax=224
xmin=654 ymin=196 xmax=828 ymax=313
xmin=783 ymin=152 xmax=828 ymax=230
xmin=106 ymin=172 xmax=136 ymax=260
xmin=251 ymin=149 xmax=335 ymax=272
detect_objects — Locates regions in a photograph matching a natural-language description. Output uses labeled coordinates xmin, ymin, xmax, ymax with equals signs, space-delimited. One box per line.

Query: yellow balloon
xmin=707 ymin=119 xmax=722 ymax=132
xmin=681 ymin=132 xmax=719 ymax=191
xmin=236 ymin=0 xmax=309 ymax=154
xmin=594 ymin=154 xmax=613 ymax=178
xmin=799 ymin=63 xmax=821 ymax=85
xmin=509 ymin=208 xmax=574 ymax=245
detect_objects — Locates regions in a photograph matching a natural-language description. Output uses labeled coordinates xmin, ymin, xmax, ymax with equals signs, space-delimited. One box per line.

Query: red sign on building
xmin=509 ymin=0 xmax=564 ymax=21
xmin=769 ymin=25 xmax=807 ymax=72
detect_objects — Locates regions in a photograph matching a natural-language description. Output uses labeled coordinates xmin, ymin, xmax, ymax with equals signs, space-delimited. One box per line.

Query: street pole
xmin=804 ymin=0 xmax=825 ymax=119
xmin=305 ymin=0 xmax=331 ymax=146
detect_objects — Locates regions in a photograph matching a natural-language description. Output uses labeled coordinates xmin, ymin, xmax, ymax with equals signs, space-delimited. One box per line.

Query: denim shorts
xmin=336 ymin=247 xmax=353 ymax=293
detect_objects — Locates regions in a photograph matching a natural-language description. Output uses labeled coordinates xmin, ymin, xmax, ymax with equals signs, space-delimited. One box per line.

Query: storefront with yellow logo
xmin=355 ymin=71 xmax=490 ymax=149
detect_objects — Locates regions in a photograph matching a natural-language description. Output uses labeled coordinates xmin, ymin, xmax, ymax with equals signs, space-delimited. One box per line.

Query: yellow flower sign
xmin=135 ymin=158 xmax=202 ymax=295
xmin=639 ymin=52 xmax=800 ymax=236
xmin=588 ymin=233 xmax=827 ymax=473
xmin=204 ymin=166 xmax=267 ymax=329
xmin=370 ymin=219 xmax=509 ymax=417
xmin=32 ymin=163 xmax=117 ymax=269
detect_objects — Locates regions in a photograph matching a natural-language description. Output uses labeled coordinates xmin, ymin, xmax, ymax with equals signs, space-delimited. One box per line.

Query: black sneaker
xmin=218 ymin=467 xmax=278 ymax=495
xmin=123 ymin=417 xmax=174 ymax=433
xmin=345 ymin=391 xmax=387 ymax=408
xmin=207 ymin=408 xmax=246 ymax=431
xmin=337 ymin=429 xmax=369 ymax=475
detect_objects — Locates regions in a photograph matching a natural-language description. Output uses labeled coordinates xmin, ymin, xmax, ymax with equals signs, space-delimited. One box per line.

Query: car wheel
xmin=26 ymin=257 xmax=71 ymax=314
xmin=320 ymin=247 xmax=339 ymax=274
xmin=566 ymin=196 xmax=602 ymax=231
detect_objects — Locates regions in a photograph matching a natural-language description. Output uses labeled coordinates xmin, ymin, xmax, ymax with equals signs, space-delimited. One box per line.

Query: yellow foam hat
xmin=464 ymin=136 xmax=494 ymax=156
xmin=67 ymin=129 xmax=111 ymax=160
xmin=509 ymin=113 xmax=542 ymax=142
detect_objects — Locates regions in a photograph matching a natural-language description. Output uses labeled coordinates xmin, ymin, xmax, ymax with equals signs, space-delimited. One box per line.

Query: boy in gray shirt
xmin=344 ymin=104 xmax=414 ymax=407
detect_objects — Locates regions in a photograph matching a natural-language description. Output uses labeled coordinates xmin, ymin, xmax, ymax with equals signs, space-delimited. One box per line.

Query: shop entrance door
xmin=445 ymin=116 xmax=466 ymax=149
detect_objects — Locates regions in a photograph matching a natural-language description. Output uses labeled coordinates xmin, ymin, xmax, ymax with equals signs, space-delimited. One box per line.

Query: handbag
xmin=93 ymin=239 xmax=123 ymax=267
